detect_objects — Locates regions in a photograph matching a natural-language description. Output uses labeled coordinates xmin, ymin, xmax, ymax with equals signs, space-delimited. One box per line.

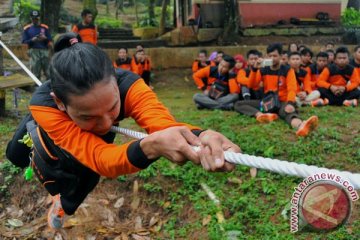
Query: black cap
xmin=30 ymin=10 xmax=40 ymax=18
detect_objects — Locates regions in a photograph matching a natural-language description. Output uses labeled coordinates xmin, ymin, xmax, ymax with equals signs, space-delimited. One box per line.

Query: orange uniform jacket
xmin=295 ymin=68 xmax=312 ymax=94
xmin=193 ymin=66 xmax=240 ymax=93
xmin=29 ymin=70 xmax=201 ymax=178
xmin=249 ymin=65 xmax=297 ymax=102
xmin=236 ymin=68 xmax=251 ymax=88
xmin=113 ymin=57 xmax=133 ymax=72
xmin=131 ymin=56 xmax=151 ymax=76
xmin=317 ymin=64 xmax=360 ymax=92
xmin=72 ymin=23 xmax=97 ymax=45
xmin=349 ymin=59 xmax=360 ymax=82
xmin=192 ymin=60 xmax=215 ymax=73
xmin=307 ymin=63 xmax=324 ymax=91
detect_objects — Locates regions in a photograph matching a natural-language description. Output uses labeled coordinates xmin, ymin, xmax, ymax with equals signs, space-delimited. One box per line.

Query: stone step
xmin=98 ymin=39 xmax=167 ymax=49
xmin=0 ymin=17 xmax=18 ymax=32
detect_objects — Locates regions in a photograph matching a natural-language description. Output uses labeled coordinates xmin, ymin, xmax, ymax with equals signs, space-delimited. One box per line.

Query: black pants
xmin=234 ymin=100 xmax=300 ymax=126
xmin=6 ymin=113 xmax=115 ymax=215
xmin=318 ymin=88 xmax=360 ymax=106
xmin=142 ymin=71 xmax=151 ymax=86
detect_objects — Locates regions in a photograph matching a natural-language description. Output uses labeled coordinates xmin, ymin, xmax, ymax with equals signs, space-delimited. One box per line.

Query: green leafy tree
xmin=83 ymin=0 xmax=98 ymax=20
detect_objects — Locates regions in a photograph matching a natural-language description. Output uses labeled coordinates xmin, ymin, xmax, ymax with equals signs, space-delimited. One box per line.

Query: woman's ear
xmin=50 ymin=92 xmax=66 ymax=111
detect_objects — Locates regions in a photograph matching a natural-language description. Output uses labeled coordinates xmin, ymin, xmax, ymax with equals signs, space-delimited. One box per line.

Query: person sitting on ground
xmin=214 ymin=51 xmax=225 ymax=66
xmin=132 ymin=49 xmax=152 ymax=87
xmin=234 ymin=43 xmax=318 ymax=137
xmin=6 ymin=33 xmax=240 ymax=230
xmin=193 ymin=55 xmax=240 ymax=110
xmin=326 ymin=49 xmax=335 ymax=64
xmin=300 ymin=48 xmax=313 ymax=69
xmin=349 ymin=45 xmax=360 ymax=78
xmin=305 ymin=52 xmax=330 ymax=106
xmin=192 ymin=49 xmax=215 ymax=73
xmin=317 ymin=46 xmax=360 ymax=107
xmin=232 ymin=54 xmax=247 ymax=75
xmin=208 ymin=51 xmax=217 ymax=62
xmin=288 ymin=52 xmax=323 ymax=107
xmin=232 ymin=54 xmax=248 ymax=100
xmin=281 ymin=50 xmax=289 ymax=66
xmin=113 ymin=47 xmax=137 ymax=72
xmin=238 ymin=49 xmax=264 ymax=101
xmin=72 ymin=9 xmax=97 ymax=45
xmin=288 ymin=43 xmax=298 ymax=53
xmin=325 ymin=42 xmax=335 ymax=51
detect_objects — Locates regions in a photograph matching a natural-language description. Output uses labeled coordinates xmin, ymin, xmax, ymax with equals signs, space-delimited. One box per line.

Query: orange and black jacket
xmin=113 ymin=57 xmax=133 ymax=72
xmin=295 ymin=68 xmax=312 ymax=94
xmin=236 ymin=68 xmax=251 ymax=88
xmin=249 ymin=65 xmax=297 ymax=102
xmin=192 ymin=60 xmax=215 ymax=73
xmin=193 ymin=66 xmax=240 ymax=93
xmin=307 ymin=63 xmax=325 ymax=91
xmin=131 ymin=56 xmax=151 ymax=76
xmin=317 ymin=64 xmax=360 ymax=92
xmin=349 ymin=59 xmax=360 ymax=81
xmin=28 ymin=70 xmax=201 ymax=178
xmin=72 ymin=23 xmax=97 ymax=45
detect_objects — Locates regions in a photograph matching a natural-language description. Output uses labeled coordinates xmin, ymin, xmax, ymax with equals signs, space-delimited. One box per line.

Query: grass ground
xmin=0 ymin=68 xmax=359 ymax=239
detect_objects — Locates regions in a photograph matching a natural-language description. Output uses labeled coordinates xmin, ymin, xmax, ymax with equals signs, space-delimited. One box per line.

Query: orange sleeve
xmin=124 ymin=79 xmax=201 ymax=134
xmin=131 ymin=57 xmax=141 ymax=75
xmin=249 ymin=69 xmax=261 ymax=90
xmin=229 ymin=78 xmax=240 ymax=94
xmin=29 ymin=106 xmax=141 ymax=178
xmin=236 ymin=69 xmax=249 ymax=87
xmin=316 ymin=67 xmax=331 ymax=89
xmin=303 ymin=71 xmax=312 ymax=94
xmin=192 ymin=61 xmax=199 ymax=73
xmin=113 ymin=61 xmax=118 ymax=69
xmin=210 ymin=61 xmax=216 ymax=66
xmin=71 ymin=25 xmax=78 ymax=33
xmin=346 ymin=68 xmax=360 ymax=92
xmin=286 ymin=68 xmax=297 ymax=102
xmin=193 ymin=66 xmax=210 ymax=90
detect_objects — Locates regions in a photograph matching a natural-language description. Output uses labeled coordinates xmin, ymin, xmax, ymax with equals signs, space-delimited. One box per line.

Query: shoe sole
xmin=256 ymin=114 xmax=278 ymax=123
xmin=296 ymin=116 xmax=319 ymax=137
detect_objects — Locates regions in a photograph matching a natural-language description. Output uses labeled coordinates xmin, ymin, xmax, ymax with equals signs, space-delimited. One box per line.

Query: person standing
xmin=22 ymin=10 xmax=52 ymax=80
xmin=72 ymin=9 xmax=98 ymax=45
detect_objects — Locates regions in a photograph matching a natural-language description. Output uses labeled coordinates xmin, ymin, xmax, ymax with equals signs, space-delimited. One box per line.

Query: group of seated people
xmin=112 ymin=44 xmax=152 ymax=88
xmin=192 ymin=43 xmax=360 ymax=137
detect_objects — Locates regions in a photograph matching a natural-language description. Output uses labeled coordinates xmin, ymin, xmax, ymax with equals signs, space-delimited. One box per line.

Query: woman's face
xmin=52 ymin=78 xmax=121 ymax=135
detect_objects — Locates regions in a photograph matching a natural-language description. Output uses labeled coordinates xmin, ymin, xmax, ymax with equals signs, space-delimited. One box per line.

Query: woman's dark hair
xmin=119 ymin=47 xmax=128 ymax=53
xmin=50 ymin=33 xmax=115 ymax=106
xmin=267 ymin=43 xmax=282 ymax=54
xmin=288 ymin=51 xmax=300 ymax=58
xmin=81 ymin=9 xmax=92 ymax=17
xmin=335 ymin=46 xmax=350 ymax=57
xmin=300 ymin=48 xmax=313 ymax=58
xmin=316 ymin=52 xmax=329 ymax=59
xmin=222 ymin=55 xmax=236 ymax=69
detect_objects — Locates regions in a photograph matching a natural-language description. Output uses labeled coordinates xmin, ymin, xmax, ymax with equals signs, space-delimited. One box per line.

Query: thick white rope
xmin=3 ymin=40 xmax=359 ymax=190
xmin=111 ymin=126 xmax=360 ymax=190
xmin=0 ymin=40 xmax=42 ymax=86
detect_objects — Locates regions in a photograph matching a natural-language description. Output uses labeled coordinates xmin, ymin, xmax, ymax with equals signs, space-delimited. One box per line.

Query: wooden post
xmin=0 ymin=31 xmax=5 ymax=117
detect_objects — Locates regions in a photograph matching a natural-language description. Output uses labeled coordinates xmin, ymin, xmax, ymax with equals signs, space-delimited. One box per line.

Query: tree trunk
xmin=83 ymin=0 xmax=98 ymax=20
xmin=347 ymin=0 xmax=360 ymax=9
xmin=40 ymin=0 xmax=63 ymax=34
xmin=149 ymin=0 xmax=156 ymax=23
xmin=106 ymin=0 xmax=110 ymax=14
xmin=222 ymin=0 xmax=239 ymax=39
xmin=134 ymin=0 xmax=139 ymax=26
xmin=159 ymin=0 xmax=169 ymax=35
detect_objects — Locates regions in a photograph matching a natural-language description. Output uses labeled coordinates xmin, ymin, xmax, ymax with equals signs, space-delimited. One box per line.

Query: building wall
xmin=239 ymin=2 xmax=341 ymax=27
xmin=190 ymin=0 xmax=343 ymax=28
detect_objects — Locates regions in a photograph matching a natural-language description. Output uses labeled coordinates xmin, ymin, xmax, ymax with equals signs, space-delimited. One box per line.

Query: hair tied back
xmin=70 ymin=38 xmax=79 ymax=46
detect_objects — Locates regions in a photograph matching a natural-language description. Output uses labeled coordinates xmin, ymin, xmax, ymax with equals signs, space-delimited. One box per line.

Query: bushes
xmin=96 ymin=16 xmax=123 ymax=29
xmin=341 ymin=7 xmax=360 ymax=27
xmin=13 ymin=0 xmax=40 ymax=25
